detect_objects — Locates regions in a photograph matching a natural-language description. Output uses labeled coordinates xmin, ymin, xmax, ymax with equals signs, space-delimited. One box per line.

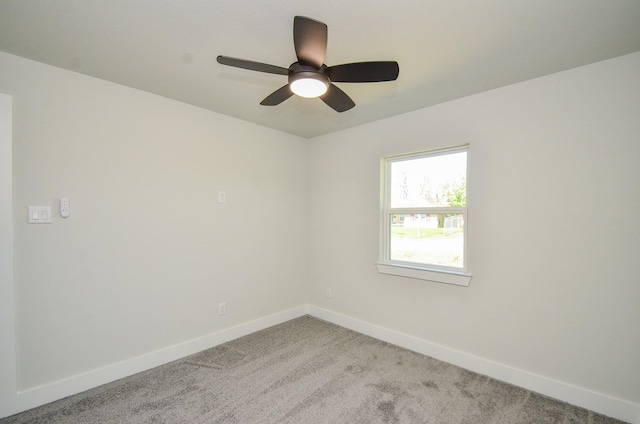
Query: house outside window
xmin=377 ymin=145 xmax=471 ymax=286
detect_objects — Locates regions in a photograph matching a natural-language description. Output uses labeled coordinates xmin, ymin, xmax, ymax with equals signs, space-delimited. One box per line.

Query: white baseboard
xmin=14 ymin=305 xmax=308 ymax=416
xmin=307 ymin=305 xmax=639 ymax=424
xmin=9 ymin=304 xmax=639 ymax=424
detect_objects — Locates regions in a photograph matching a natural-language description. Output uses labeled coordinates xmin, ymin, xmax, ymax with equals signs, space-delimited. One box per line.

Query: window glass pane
xmin=389 ymin=213 xmax=464 ymax=268
xmin=390 ymin=152 xmax=466 ymax=208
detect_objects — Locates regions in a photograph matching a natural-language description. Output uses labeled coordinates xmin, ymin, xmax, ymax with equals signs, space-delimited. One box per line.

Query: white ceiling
xmin=1 ymin=1 xmax=639 ymax=138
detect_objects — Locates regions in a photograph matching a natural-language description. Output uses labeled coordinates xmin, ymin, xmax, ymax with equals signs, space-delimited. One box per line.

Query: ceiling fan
xmin=217 ymin=16 xmax=399 ymax=112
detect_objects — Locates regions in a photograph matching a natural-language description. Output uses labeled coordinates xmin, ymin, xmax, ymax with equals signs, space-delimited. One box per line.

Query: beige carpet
xmin=1 ymin=316 xmax=626 ymax=423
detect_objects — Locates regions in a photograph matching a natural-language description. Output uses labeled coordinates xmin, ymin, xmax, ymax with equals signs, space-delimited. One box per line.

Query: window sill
xmin=375 ymin=263 xmax=472 ymax=286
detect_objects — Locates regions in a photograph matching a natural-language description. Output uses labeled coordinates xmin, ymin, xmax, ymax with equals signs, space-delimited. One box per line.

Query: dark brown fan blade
xmin=217 ymin=56 xmax=289 ymax=75
xmin=320 ymin=84 xmax=355 ymax=112
xmin=327 ymin=61 xmax=399 ymax=82
xmin=293 ymin=16 xmax=327 ymax=68
xmin=260 ymin=85 xmax=294 ymax=106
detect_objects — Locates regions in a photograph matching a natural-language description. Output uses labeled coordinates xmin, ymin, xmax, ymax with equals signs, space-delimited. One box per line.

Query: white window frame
xmin=376 ymin=145 xmax=472 ymax=286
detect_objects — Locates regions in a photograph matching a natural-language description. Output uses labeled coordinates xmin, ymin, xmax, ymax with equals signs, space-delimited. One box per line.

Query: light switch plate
xmin=28 ymin=206 xmax=52 ymax=224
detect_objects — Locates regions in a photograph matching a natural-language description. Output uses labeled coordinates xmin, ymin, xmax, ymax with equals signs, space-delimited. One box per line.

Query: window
xmin=377 ymin=145 xmax=471 ymax=286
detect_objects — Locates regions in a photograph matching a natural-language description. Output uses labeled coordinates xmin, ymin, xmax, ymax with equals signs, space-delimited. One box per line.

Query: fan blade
xmin=293 ymin=16 xmax=327 ymax=68
xmin=260 ymin=85 xmax=294 ymax=106
xmin=217 ymin=56 xmax=289 ymax=75
xmin=327 ymin=61 xmax=399 ymax=82
xmin=321 ymin=84 xmax=355 ymax=112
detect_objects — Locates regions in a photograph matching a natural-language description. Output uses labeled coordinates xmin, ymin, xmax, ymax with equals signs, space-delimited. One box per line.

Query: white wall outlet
xmin=218 ymin=302 xmax=226 ymax=315
xmin=218 ymin=191 xmax=226 ymax=203
xmin=28 ymin=206 xmax=52 ymax=224
xmin=325 ymin=288 xmax=332 ymax=298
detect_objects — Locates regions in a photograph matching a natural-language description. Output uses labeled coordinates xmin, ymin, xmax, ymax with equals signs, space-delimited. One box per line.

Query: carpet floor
xmin=0 ymin=315 xmax=626 ymax=423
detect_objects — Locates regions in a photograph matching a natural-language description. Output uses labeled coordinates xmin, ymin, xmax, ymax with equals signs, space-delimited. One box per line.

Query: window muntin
xmin=382 ymin=146 xmax=468 ymax=272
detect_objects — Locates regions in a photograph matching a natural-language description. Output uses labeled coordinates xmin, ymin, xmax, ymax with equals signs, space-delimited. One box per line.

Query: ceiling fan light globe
xmin=290 ymin=78 xmax=328 ymax=98
xmin=289 ymin=74 xmax=329 ymax=98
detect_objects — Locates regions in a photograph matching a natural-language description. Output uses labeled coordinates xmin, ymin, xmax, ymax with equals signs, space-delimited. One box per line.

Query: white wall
xmin=308 ymin=52 xmax=640 ymax=411
xmin=0 ymin=51 xmax=308 ymax=396
xmin=0 ymin=93 xmax=17 ymax=417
